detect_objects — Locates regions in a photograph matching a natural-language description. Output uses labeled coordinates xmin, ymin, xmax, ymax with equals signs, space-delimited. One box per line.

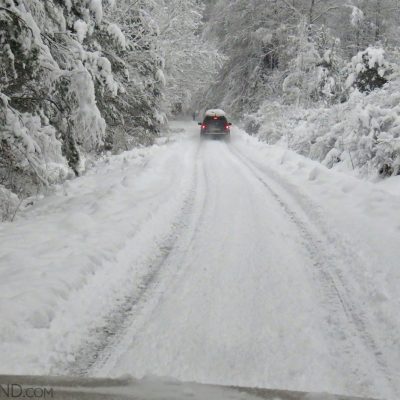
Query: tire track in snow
xmin=225 ymin=143 xmax=398 ymax=399
xmin=65 ymin=142 xmax=208 ymax=377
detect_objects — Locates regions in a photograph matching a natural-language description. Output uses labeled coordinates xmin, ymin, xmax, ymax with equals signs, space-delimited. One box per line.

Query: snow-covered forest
xmin=0 ymin=0 xmax=219 ymax=220
xmin=1 ymin=0 xmax=400 ymax=220
xmin=200 ymin=0 xmax=400 ymax=178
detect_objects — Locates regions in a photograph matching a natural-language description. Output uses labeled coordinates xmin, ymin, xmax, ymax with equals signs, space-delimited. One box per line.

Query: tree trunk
xmin=309 ymin=0 xmax=315 ymax=25
xmin=374 ymin=0 xmax=381 ymax=42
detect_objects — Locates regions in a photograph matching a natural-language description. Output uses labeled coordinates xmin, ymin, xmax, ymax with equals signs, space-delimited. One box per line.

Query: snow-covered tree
xmin=201 ymin=0 xmax=297 ymax=116
xmin=152 ymin=0 xmax=220 ymax=116
xmin=0 ymin=0 xmax=165 ymax=216
xmin=283 ymin=22 xmax=345 ymax=107
xmin=94 ymin=0 xmax=165 ymax=149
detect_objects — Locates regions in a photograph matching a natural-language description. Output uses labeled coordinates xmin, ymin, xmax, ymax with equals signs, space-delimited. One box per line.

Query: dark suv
xmin=198 ymin=109 xmax=232 ymax=139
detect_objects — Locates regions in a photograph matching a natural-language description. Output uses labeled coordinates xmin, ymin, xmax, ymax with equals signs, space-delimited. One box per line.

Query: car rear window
xmin=204 ymin=116 xmax=227 ymax=123
xmin=204 ymin=116 xmax=227 ymax=128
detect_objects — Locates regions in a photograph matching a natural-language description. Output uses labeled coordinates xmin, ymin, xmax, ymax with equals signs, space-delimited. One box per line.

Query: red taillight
xmin=202 ymin=124 xmax=207 ymax=129
xmin=224 ymin=124 xmax=230 ymax=130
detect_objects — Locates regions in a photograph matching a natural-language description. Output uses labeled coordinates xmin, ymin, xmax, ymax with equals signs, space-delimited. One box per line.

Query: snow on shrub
xmin=0 ymin=185 xmax=19 ymax=222
xmin=89 ymin=0 xmax=103 ymax=24
xmin=107 ymin=23 xmax=126 ymax=50
xmin=74 ymin=19 xmax=88 ymax=43
xmin=0 ymin=94 xmax=71 ymax=198
xmin=282 ymin=23 xmax=344 ymax=107
xmin=243 ymin=42 xmax=400 ymax=178
xmin=346 ymin=47 xmax=391 ymax=93
xmin=58 ymin=65 xmax=107 ymax=152
xmin=246 ymin=78 xmax=400 ymax=178
xmin=83 ymin=51 xmax=120 ymax=97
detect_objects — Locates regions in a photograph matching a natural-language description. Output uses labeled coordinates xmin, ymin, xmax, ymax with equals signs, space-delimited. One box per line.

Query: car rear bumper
xmin=201 ymin=131 xmax=230 ymax=135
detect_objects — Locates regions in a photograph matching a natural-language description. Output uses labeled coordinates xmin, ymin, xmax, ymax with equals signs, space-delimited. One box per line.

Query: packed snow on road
xmin=0 ymin=122 xmax=399 ymax=400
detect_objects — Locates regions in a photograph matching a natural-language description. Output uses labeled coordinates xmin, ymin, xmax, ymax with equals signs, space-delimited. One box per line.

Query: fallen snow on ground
xmin=0 ymin=122 xmax=399 ymax=400
xmin=0 ymin=130 xmax=190 ymax=373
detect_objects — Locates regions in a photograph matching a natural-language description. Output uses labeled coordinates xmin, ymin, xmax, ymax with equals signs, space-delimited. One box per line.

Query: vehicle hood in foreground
xmin=0 ymin=375 xmax=379 ymax=400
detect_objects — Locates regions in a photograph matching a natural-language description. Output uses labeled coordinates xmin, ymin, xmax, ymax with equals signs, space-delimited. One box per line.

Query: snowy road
xmin=1 ymin=122 xmax=400 ymax=400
